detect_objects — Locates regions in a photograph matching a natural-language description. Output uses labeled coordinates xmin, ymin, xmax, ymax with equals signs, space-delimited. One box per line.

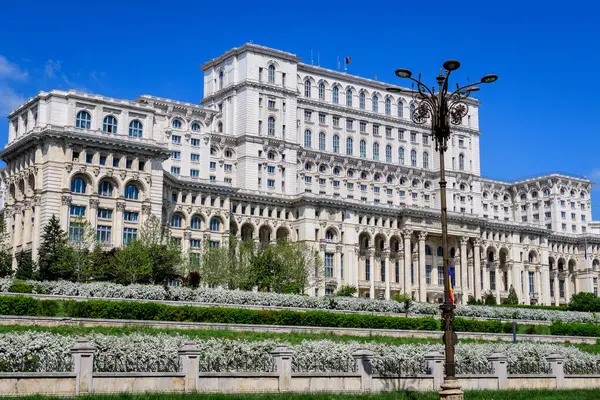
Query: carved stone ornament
xmin=79 ymin=165 xmax=86 ymax=173
xmin=89 ymin=198 xmax=100 ymax=209
xmin=336 ymin=245 xmax=344 ymax=253
xmin=93 ymin=167 xmax=100 ymax=177
xmin=183 ymin=231 xmax=192 ymax=240
xmin=142 ymin=204 xmax=152 ymax=215
xmin=33 ymin=196 xmax=42 ymax=206
xmin=120 ymin=171 xmax=127 ymax=180
xmin=319 ymin=243 xmax=326 ymax=251
xmin=116 ymin=202 xmax=126 ymax=212
xmin=61 ymin=195 xmax=72 ymax=205
xmin=65 ymin=163 xmax=73 ymax=173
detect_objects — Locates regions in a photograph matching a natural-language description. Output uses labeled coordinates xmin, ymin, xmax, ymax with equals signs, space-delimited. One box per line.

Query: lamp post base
xmin=439 ymin=379 xmax=463 ymax=400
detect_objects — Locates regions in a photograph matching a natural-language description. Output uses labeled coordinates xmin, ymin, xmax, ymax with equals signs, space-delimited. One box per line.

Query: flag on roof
xmin=345 ymin=57 xmax=352 ymax=64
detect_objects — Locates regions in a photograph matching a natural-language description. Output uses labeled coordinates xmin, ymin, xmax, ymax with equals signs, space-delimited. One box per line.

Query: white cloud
xmin=44 ymin=59 xmax=61 ymax=78
xmin=0 ymin=55 xmax=28 ymax=81
xmin=0 ymin=85 xmax=26 ymax=116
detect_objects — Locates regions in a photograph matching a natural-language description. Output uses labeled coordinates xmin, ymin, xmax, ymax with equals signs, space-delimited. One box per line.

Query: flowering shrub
xmin=1 ymin=278 xmax=599 ymax=324
xmin=0 ymin=331 xmax=598 ymax=375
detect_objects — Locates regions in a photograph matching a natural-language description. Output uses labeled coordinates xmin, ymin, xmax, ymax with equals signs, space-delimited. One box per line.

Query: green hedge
xmin=550 ymin=321 xmax=600 ymax=337
xmin=453 ymin=318 xmax=511 ymax=333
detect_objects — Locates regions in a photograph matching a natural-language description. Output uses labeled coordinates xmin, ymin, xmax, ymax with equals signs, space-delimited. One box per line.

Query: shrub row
xmin=550 ymin=322 xmax=600 ymax=338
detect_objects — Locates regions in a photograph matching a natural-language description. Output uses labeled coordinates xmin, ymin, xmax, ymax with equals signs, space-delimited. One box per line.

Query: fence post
xmin=178 ymin=341 xmax=201 ymax=392
xmin=424 ymin=351 xmax=444 ymax=391
xmin=71 ymin=340 xmax=95 ymax=395
xmin=487 ymin=352 xmax=508 ymax=389
xmin=352 ymin=348 xmax=374 ymax=393
xmin=271 ymin=345 xmax=295 ymax=392
xmin=545 ymin=353 xmax=565 ymax=389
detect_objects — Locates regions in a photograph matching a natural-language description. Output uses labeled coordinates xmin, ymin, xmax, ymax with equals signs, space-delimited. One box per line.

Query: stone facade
xmin=2 ymin=43 xmax=599 ymax=305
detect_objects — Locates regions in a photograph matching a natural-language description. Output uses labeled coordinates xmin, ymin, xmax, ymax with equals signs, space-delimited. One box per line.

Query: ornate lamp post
xmin=387 ymin=63 xmax=497 ymax=399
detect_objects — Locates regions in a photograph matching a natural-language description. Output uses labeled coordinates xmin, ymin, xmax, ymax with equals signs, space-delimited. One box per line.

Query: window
xmin=103 ymin=116 xmax=117 ymax=133
xmin=97 ymin=181 xmax=113 ymax=197
xmin=373 ymin=125 xmax=379 ymax=136
xmin=123 ymin=211 xmax=138 ymax=222
xmin=171 ymin=167 xmax=180 ymax=175
xmin=360 ymin=140 xmax=366 ymax=158
xmin=410 ymin=102 xmax=416 ymax=119
xmin=438 ymin=267 xmax=444 ymax=286
xmin=397 ymin=102 xmax=404 ymax=118
xmin=268 ymin=64 xmax=275 ymax=83
xmin=209 ymin=161 xmax=216 ymax=169
xmin=410 ymin=150 xmax=417 ymax=167
xmin=172 ymin=135 xmax=181 ymax=144
xmin=172 ymin=119 xmax=182 ymax=129
xmin=346 ymin=89 xmax=352 ymax=106
xmin=325 ymin=252 xmax=334 ymax=277
xmin=410 ymin=132 xmax=417 ymax=143
xmin=268 ymin=99 xmax=276 ymax=109
xmin=172 ymin=151 xmax=181 ymax=159
xmin=318 ymin=82 xmax=325 ymax=100
xmin=304 ymin=130 xmax=312 ymax=147
xmin=319 ymin=113 xmax=326 ymax=124
xmin=171 ymin=214 xmax=182 ymax=228
xmin=70 ymin=205 xmax=86 ymax=216
xmin=267 ymin=179 xmax=275 ymax=188
xmin=332 ymin=135 xmax=340 ymax=153
xmin=372 ymin=96 xmax=379 ymax=113
xmin=332 ymin=86 xmax=339 ymax=104
xmin=305 ymin=176 xmax=312 ymax=183
xmin=385 ymin=97 xmax=391 ymax=115
xmin=191 ymin=153 xmax=200 ymax=162
xmin=346 ymin=137 xmax=353 ymax=155
xmin=99 ymin=155 xmax=106 ymax=165
xmin=191 ymin=122 xmax=200 ymax=132
xmin=398 ymin=147 xmax=405 ymax=165
xmin=422 ymin=133 xmax=429 ymax=145
xmin=365 ymin=258 xmax=370 ymax=280
xmin=217 ymin=122 xmax=223 ymax=132
xmin=190 ymin=169 xmax=199 ymax=177
xmin=268 ymin=117 xmax=275 ymax=136
xmin=97 ymin=208 xmax=113 ymax=219
xmin=282 ymin=73 xmax=286 ymax=86
xmin=385 ymin=145 xmax=392 ymax=162
xmin=138 ymin=160 xmax=145 ymax=171
xmin=71 ymin=177 xmax=86 ymax=193
xmin=190 ymin=216 xmax=202 ymax=230
xmin=385 ymin=126 xmax=392 ymax=138
xmin=373 ymin=143 xmax=379 ymax=160
xmin=459 ymin=153 xmax=465 ymax=170
xmin=423 ymin=152 xmax=429 ymax=169
xmin=123 ymin=227 xmax=137 ymax=244
xmin=346 ymin=119 xmax=353 ymax=130
xmin=218 ymin=70 xmax=224 ymax=89
xmin=425 ymin=265 xmax=432 ymax=285
xmin=124 ymin=184 xmax=139 ymax=200
xmin=224 ymin=164 xmax=232 ymax=172
xmin=125 ymin=158 xmax=133 ymax=169
xmin=128 ymin=120 xmax=143 ymax=137
xmin=210 ymin=218 xmax=221 ymax=232
xmin=96 ymin=225 xmax=112 ymax=243
xmin=76 ymin=111 xmax=91 ymax=129
xmin=319 ymin=132 xmax=326 ymax=150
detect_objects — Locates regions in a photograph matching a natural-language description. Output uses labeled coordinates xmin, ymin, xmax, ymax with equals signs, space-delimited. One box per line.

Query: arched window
xmin=450 ymin=248 xmax=456 ymax=258
xmin=332 ymin=134 xmax=340 ymax=153
xmin=411 ymin=150 xmax=417 ymax=167
xmin=304 ymin=129 xmax=312 ymax=148
xmin=268 ymin=117 xmax=275 ymax=136
xmin=268 ymin=65 xmax=275 ymax=83
xmin=374 ymin=173 xmax=380 ymax=181
xmin=372 ymin=95 xmax=379 ymax=113
xmin=71 ymin=177 xmax=86 ymax=193
xmin=333 ymin=167 xmax=340 ymax=175
xmin=325 ymin=229 xmax=336 ymax=242
xmin=124 ymin=184 xmax=139 ymax=200
xmin=172 ymin=119 xmax=182 ymax=129
xmin=191 ymin=216 xmax=201 ymax=230
xmin=385 ymin=145 xmax=392 ymax=162
xmin=332 ymin=86 xmax=339 ymax=104
xmin=219 ymin=70 xmax=224 ymax=89
xmin=98 ymin=181 xmax=113 ymax=197
xmin=318 ymin=82 xmax=325 ymax=100
xmin=103 ymin=116 xmax=117 ymax=133
xmin=210 ymin=218 xmax=221 ymax=232
xmin=387 ymin=175 xmax=393 ymax=184
xmin=171 ymin=214 xmax=182 ymax=228
xmin=128 ymin=120 xmax=143 ymax=137
xmin=319 ymin=132 xmax=326 ymax=150
xmin=360 ymin=140 xmax=366 ymax=158
xmin=373 ymin=143 xmax=380 ymax=161
xmin=385 ymin=97 xmax=391 ymax=115
xmin=359 ymin=92 xmax=365 ymax=109
xmin=217 ymin=122 xmax=223 ymax=132
xmin=191 ymin=122 xmax=201 ymax=131
xmin=437 ymin=246 xmax=443 ymax=257
xmin=398 ymin=147 xmax=405 ymax=165
xmin=423 ymin=152 xmax=429 ymax=169
xmin=304 ymin=80 xmax=311 ymax=97
xmin=459 ymin=153 xmax=465 ymax=170
xmin=76 ymin=111 xmax=91 ymax=129
xmin=425 ymin=245 xmax=432 ymax=256
xmin=346 ymin=137 xmax=353 ymax=155
xmin=409 ymin=103 xmax=416 ymax=119
xmin=397 ymin=102 xmax=404 ymax=118
xmin=346 ymin=89 xmax=353 ymax=107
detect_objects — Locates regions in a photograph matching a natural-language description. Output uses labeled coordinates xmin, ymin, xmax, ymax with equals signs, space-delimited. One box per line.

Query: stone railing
xmin=1 ymin=341 xmax=599 ymax=396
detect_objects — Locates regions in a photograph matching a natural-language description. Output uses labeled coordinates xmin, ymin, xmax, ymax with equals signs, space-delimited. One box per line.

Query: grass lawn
xmin=12 ymin=389 xmax=600 ymax=400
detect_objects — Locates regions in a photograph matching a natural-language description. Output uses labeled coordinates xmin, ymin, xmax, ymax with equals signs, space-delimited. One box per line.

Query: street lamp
xmin=388 ymin=63 xmax=497 ymax=400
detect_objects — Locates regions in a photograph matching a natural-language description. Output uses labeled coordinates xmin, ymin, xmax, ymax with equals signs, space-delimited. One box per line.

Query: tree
xmin=483 ymin=291 xmax=497 ymax=306
xmin=569 ymin=292 xmax=600 ymax=312
xmin=114 ymin=240 xmax=153 ymax=284
xmin=66 ymin=217 xmax=97 ymax=282
xmin=15 ymin=251 xmax=36 ymax=280
xmin=336 ymin=285 xmax=357 ymax=297
xmin=392 ymin=292 xmax=413 ymax=317
xmin=0 ymin=220 xmax=13 ymax=278
xmin=37 ymin=215 xmax=72 ymax=281
xmin=87 ymin=245 xmax=118 ymax=282
xmin=502 ymin=285 xmax=519 ymax=305
xmin=138 ymin=215 xmax=182 ymax=285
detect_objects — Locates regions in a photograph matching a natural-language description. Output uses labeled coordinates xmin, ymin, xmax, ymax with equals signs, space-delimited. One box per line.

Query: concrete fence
xmin=1 ymin=340 xmax=600 ymax=396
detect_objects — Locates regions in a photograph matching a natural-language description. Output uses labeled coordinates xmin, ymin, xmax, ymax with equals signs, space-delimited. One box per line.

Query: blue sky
xmin=1 ymin=0 xmax=599 ymax=216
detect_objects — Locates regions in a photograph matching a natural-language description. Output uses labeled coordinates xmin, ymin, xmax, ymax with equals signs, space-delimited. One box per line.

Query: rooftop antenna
xmin=317 ymin=52 xmax=320 ymax=67
xmin=337 ymin=56 xmax=341 ymax=71
xmin=311 ymin=49 xmax=314 ymax=65
xmin=249 ymin=40 xmax=253 ymax=44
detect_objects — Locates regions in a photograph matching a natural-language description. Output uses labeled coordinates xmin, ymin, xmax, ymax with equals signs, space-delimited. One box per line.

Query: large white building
xmin=2 ymin=43 xmax=600 ymax=305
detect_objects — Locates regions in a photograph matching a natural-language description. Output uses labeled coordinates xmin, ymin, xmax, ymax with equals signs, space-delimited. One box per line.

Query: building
xmin=2 ymin=43 xmax=599 ymax=305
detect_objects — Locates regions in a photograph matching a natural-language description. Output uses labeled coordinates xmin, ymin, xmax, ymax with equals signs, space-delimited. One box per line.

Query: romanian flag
xmin=345 ymin=57 xmax=352 ymax=64
xmin=448 ymin=264 xmax=455 ymax=304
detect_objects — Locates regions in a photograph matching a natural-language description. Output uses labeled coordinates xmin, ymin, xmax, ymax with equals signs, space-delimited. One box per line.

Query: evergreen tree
xmin=505 ymin=285 xmax=519 ymax=305
xmin=15 ymin=251 xmax=36 ymax=280
xmin=37 ymin=215 xmax=71 ymax=281
xmin=0 ymin=220 xmax=13 ymax=278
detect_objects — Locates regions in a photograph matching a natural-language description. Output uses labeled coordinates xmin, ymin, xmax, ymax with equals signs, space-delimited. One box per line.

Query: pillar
xmin=424 ymin=351 xmax=444 ymax=391
xmin=403 ymin=230 xmax=412 ymax=296
xmin=460 ymin=237 xmax=468 ymax=304
xmin=12 ymin=203 xmax=23 ymax=250
xmin=487 ymin=352 xmax=508 ymax=390
xmin=418 ymin=232 xmax=427 ymax=302
xmin=32 ymin=195 xmax=42 ymax=260
xmin=89 ymin=198 xmax=99 ymax=230
xmin=178 ymin=341 xmax=201 ymax=392
xmin=115 ymin=200 xmax=125 ymax=247
xmin=352 ymin=348 xmax=373 ymax=393
xmin=368 ymin=249 xmax=375 ymax=299
xmin=546 ymin=353 xmax=565 ymax=389
xmin=383 ymin=250 xmax=391 ymax=300
xmin=22 ymin=200 xmax=32 ymax=246
xmin=553 ymin=274 xmax=559 ymax=306
xmin=474 ymin=239 xmax=482 ymax=300
xmin=541 ymin=264 xmax=550 ymax=306
xmin=72 ymin=340 xmax=95 ymax=395
xmin=60 ymin=194 xmax=71 ymax=232
xmin=271 ymin=345 xmax=294 ymax=392
xmin=565 ymin=272 xmax=571 ymax=302
xmin=495 ymin=264 xmax=501 ymax=304
xmin=535 ymin=269 xmax=542 ymax=303
xmin=523 ymin=267 xmax=530 ymax=305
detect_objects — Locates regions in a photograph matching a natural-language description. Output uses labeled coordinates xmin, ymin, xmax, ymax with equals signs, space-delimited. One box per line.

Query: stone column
xmin=178 ymin=341 xmax=201 ymax=392
xmin=418 ymin=232 xmax=427 ymax=302
xmin=368 ymin=249 xmax=375 ymax=299
xmin=565 ymin=273 xmax=571 ymax=303
xmin=271 ymin=345 xmax=295 ymax=392
xmin=72 ymin=340 xmax=95 ymax=395
xmin=183 ymin=231 xmax=192 ymax=254
xmin=523 ymin=267 xmax=530 ymax=305
xmin=336 ymin=245 xmax=344 ymax=285
xmin=546 ymin=353 xmax=565 ymax=389
xmin=89 ymin=198 xmax=99 ymax=230
xmin=141 ymin=203 xmax=152 ymax=227
xmin=403 ymin=230 xmax=412 ymax=296
xmin=22 ymin=200 xmax=32 ymax=247
xmin=424 ymin=351 xmax=444 ymax=391
xmin=488 ymin=353 xmax=508 ymax=390
xmin=352 ymin=348 xmax=374 ymax=393
xmin=541 ymin=264 xmax=550 ymax=306
xmin=383 ymin=250 xmax=391 ymax=300
xmin=482 ymin=261 xmax=490 ymax=296
xmin=460 ymin=237 xmax=468 ymax=304
xmin=474 ymin=239 xmax=482 ymax=300
xmin=115 ymin=200 xmax=126 ymax=247
xmin=535 ymin=268 xmax=542 ymax=303
xmin=553 ymin=273 xmax=560 ymax=306
xmin=60 ymin=194 xmax=71 ymax=232
xmin=495 ymin=263 xmax=501 ymax=304
xmin=32 ymin=196 xmax=42 ymax=260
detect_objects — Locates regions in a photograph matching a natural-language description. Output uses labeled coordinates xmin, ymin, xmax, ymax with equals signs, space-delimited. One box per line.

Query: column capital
xmin=336 ymin=244 xmax=344 ymax=253
xmin=116 ymin=201 xmax=126 ymax=212
xmin=142 ymin=203 xmax=152 ymax=215
xmin=61 ymin=194 xmax=72 ymax=206
xmin=418 ymin=231 xmax=427 ymax=241
xmin=460 ymin=236 xmax=469 ymax=246
xmin=473 ymin=237 xmax=482 ymax=247
xmin=403 ymin=229 xmax=413 ymax=238
xmin=89 ymin=198 xmax=100 ymax=209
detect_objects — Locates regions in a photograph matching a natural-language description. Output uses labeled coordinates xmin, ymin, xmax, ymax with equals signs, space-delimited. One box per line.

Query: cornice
xmin=163 ymin=173 xmax=239 ymax=195
xmin=201 ymin=43 xmax=301 ymax=71
xmin=201 ymin=80 xmax=299 ymax=104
